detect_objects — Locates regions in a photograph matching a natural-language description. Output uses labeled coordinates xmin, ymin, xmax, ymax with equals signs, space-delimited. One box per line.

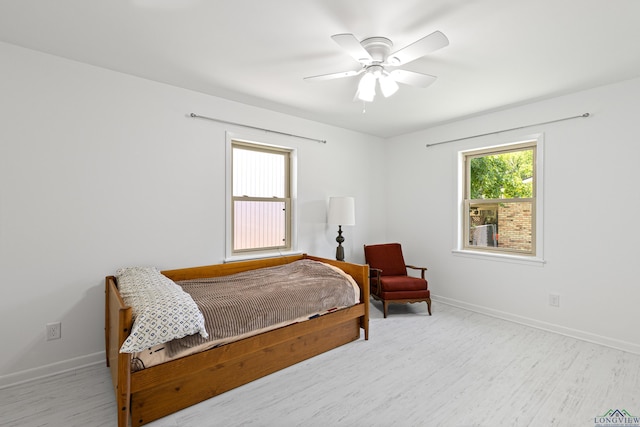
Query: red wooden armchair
xmin=364 ymin=243 xmax=431 ymax=318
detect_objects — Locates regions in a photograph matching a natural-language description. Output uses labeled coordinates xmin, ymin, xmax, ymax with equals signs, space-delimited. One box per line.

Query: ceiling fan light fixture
xmin=379 ymin=74 xmax=399 ymax=97
xmin=356 ymin=72 xmax=376 ymax=102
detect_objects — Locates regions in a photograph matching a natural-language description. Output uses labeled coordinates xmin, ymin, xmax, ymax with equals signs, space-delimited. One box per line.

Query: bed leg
xmin=118 ymin=393 xmax=130 ymax=427
xmin=116 ymin=355 xmax=131 ymax=427
xmin=362 ymin=317 xmax=369 ymax=340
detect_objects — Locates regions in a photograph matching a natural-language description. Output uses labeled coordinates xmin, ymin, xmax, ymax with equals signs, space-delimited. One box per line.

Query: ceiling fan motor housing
xmin=360 ymin=37 xmax=393 ymax=63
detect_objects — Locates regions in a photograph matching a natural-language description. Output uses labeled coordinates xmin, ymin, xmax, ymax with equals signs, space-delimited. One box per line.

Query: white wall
xmin=0 ymin=41 xmax=386 ymax=386
xmin=3 ymin=38 xmax=639 ymax=387
xmin=385 ymin=76 xmax=640 ymax=353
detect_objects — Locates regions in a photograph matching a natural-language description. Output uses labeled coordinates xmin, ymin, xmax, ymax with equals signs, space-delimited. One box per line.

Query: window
xmin=230 ymin=140 xmax=293 ymax=256
xmin=462 ymin=140 xmax=538 ymax=257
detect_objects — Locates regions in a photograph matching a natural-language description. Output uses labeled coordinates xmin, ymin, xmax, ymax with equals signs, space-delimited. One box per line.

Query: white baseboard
xmin=0 ymin=351 xmax=105 ymax=390
xmin=432 ymin=295 xmax=640 ymax=355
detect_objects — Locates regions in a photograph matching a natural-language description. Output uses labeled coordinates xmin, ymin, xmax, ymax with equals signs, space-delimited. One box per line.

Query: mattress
xmin=130 ymin=260 xmax=359 ymax=371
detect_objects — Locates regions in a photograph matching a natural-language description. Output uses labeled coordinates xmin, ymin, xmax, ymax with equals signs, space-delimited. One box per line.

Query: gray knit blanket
xmin=167 ymin=259 xmax=358 ymax=356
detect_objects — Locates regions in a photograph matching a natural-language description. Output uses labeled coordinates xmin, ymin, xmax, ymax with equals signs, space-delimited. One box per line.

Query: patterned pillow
xmin=116 ymin=266 xmax=208 ymax=353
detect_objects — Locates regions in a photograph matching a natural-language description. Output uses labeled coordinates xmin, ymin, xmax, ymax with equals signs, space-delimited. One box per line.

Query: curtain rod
xmin=189 ymin=113 xmax=327 ymax=144
xmin=426 ymin=113 xmax=590 ymax=148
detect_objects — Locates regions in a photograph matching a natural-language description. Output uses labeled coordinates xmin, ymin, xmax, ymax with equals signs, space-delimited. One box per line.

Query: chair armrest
xmin=406 ymin=265 xmax=428 ymax=279
xmin=369 ymin=268 xmax=382 ymax=294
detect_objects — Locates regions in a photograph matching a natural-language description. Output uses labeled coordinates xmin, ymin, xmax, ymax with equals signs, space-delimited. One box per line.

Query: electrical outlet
xmin=46 ymin=322 xmax=61 ymax=341
xmin=549 ymin=293 xmax=560 ymax=308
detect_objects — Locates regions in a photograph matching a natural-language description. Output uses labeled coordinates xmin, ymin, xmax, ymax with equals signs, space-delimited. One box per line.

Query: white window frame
xmin=453 ymin=134 xmax=545 ymax=265
xmin=225 ymin=132 xmax=298 ymax=262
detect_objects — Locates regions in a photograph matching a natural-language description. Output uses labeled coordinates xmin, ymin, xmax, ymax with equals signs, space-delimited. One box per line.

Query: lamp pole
xmin=335 ymin=225 xmax=345 ymax=261
xmin=328 ymin=196 xmax=355 ymax=262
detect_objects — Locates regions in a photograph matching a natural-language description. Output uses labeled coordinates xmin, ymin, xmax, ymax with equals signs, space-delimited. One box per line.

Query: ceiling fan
xmin=304 ymin=31 xmax=449 ymax=102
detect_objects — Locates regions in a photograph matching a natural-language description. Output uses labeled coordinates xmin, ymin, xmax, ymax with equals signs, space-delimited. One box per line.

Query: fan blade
xmin=388 ymin=31 xmax=449 ymax=65
xmin=389 ymin=70 xmax=437 ymax=88
xmin=303 ymin=69 xmax=363 ymax=81
xmin=331 ymin=33 xmax=373 ymax=64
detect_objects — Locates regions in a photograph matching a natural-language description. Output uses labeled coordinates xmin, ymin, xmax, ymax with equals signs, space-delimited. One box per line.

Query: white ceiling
xmin=2 ymin=0 xmax=640 ymax=138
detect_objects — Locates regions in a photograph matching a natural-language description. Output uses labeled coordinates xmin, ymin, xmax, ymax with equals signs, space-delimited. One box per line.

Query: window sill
xmin=451 ymin=249 xmax=545 ymax=266
xmin=224 ymin=251 xmax=303 ymax=264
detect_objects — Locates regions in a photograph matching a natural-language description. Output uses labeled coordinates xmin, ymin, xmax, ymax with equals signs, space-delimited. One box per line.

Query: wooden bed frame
xmin=105 ymin=254 xmax=369 ymax=427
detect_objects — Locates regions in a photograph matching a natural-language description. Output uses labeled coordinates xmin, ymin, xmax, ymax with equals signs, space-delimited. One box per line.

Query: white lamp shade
xmin=328 ymin=196 xmax=356 ymax=226
xmin=379 ymin=74 xmax=399 ymax=97
xmin=356 ymin=73 xmax=376 ymax=102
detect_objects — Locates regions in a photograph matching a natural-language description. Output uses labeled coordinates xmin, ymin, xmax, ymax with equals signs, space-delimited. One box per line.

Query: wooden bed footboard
xmin=105 ymin=254 xmax=369 ymax=427
xmin=105 ymin=276 xmax=133 ymax=427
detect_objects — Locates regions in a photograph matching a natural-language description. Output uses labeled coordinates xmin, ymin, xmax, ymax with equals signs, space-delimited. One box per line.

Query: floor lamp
xmin=328 ymin=196 xmax=356 ymax=261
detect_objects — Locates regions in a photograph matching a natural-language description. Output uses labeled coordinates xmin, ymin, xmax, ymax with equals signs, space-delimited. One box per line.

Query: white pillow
xmin=116 ymin=266 xmax=208 ymax=353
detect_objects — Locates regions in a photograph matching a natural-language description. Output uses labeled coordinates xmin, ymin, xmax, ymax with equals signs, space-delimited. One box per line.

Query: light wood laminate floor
xmin=2 ymin=302 xmax=639 ymax=426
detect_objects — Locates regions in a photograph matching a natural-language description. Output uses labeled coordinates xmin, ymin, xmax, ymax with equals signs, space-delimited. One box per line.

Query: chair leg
xmin=426 ymin=298 xmax=432 ymax=316
xmin=383 ymin=301 xmax=388 ymax=318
